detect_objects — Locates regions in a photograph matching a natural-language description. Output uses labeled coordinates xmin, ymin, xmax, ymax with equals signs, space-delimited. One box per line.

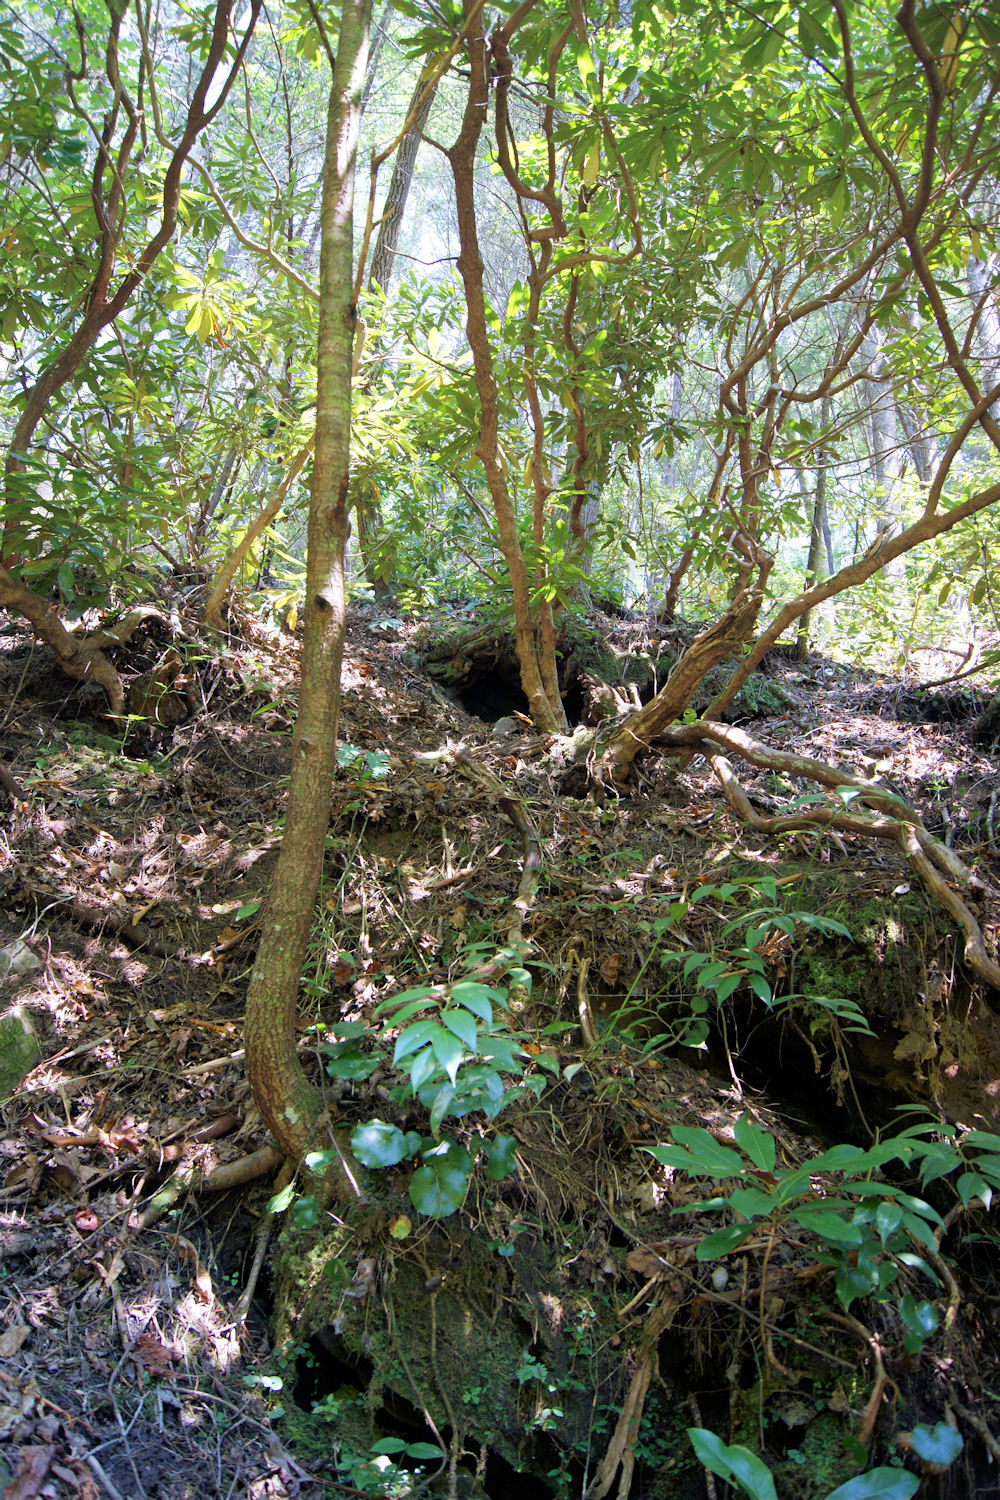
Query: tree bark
xmin=1 ymin=0 xmax=261 ymax=702
xmin=244 ymin=0 xmax=372 ymax=1162
xmin=445 ymin=0 xmax=566 ymax=733
xmin=354 ymin=72 xmax=439 ymax=600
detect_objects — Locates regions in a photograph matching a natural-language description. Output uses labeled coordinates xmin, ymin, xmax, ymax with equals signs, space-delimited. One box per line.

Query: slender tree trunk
xmin=796 ymin=385 xmax=835 ymax=661
xmin=861 ymin=326 xmax=906 ymax=580
xmin=354 ymin=73 xmax=439 ymax=600
xmin=0 ymin=0 xmax=261 ymax=703
xmin=445 ymin=0 xmax=565 ymax=732
xmin=244 ymin=0 xmax=372 ymax=1161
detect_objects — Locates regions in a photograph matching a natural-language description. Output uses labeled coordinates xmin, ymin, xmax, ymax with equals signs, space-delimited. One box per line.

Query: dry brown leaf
xmin=163 ymin=1233 xmax=214 ymax=1304
xmin=134 ymin=1333 xmax=177 ymax=1381
xmin=3 ymin=1444 xmax=54 ymax=1499
xmin=599 ymin=953 xmax=621 ymax=986
xmin=626 ymin=1248 xmax=666 ymax=1279
xmin=0 ymin=1324 xmax=31 ymax=1358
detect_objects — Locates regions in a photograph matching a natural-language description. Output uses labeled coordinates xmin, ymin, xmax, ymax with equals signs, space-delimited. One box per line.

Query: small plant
xmin=645 ymin=1113 xmax=995 ymax=1499
xmin=687 ymin=1426 xmax=940 ymax=1500
xmin=306 ymin=972 xmax=539 ymax=1219
xmin=619 ymin=877 xmax=867 ymax=1051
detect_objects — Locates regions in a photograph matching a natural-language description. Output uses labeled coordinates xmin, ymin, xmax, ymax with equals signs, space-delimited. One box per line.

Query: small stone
xmin=493 ymin=716 xmax=520 ymax=739
xmin=0 ymin=939 xmax=41 ymax=979
xmin=0 ymin=1007 xmax=41 ymax=1095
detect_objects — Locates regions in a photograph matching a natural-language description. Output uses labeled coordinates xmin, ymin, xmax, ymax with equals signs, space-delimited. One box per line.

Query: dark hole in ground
xmin=295 ymin=1332 xmax=560 ymax=1498
xmin=458 ymin=668 xmax=530 ymax=722
xmin=456 ymin=665 xmax=587 ymax=726
xmin=562 ymin=674 xmax=585 ymax=725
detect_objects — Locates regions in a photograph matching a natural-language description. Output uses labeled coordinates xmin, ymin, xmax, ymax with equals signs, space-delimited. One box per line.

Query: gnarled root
xmin=651 ymin=720 xmax=1000 ymax=993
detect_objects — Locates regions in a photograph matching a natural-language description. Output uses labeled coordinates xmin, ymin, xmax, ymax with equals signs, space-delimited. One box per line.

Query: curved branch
xmin=660 ymin=721 xmax=1000 ymax=993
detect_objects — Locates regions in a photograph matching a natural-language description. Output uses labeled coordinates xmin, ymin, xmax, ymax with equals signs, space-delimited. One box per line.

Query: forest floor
xmin=1 ymin=593 xmax=1000 ymax=1500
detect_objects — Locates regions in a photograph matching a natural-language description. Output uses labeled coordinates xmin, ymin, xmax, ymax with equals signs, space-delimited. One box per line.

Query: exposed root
xmin=130 ymin=1143 xmax=285 ymax=1230
xmin=636 ymin=718 xmax=1000 ymax=992
xmin=586 ymin=1292 xmax=679 ymax=1499
xmin=948 ymin=1388 xmax=1000 ymax=1464
xmin=822 ymin=1312 xmax=899 ymax=1448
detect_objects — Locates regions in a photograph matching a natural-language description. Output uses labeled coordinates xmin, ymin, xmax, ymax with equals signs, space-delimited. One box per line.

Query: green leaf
xmin=266 ymin=1183 xmax=296 ymax=1214
xmin=440 ymin=1007 xmax=479 ymax=1051
xmin=661 ymin=1126 xmax=747 ymax=1177
xmin=451 ymin=981 xmax=506 ymax=1017
xmin=431 ymin=1027 xmax=466 ymax=1084
xmin=910 ymin=1423 xmax=962 ymax=1466
xmin=351 ymin=1120 xmax=412 ymax=1168
xmin=380 ymin=996 xmax=438 ymax=1026
xmin=696 ymin=1223 xmax=757 ymax=1259
xmin=374 ymin=986 xmax=438 ymax=1016
xmin=727 ymin=1187 xmax=777 ymax=1218
xmin=370 ymin=1437 xmax=408 ymax=1455
xmin=956 ymin=1171 xmax=991 ymax=1208
xmin=485 ymin=1134 xmax=517 ymax=1180
xmin=824 ymin=1470 xmax=920 ymax=1499
xmin=409 ymin=1045 xmax=438 ymax=1092
xmin=806 ymin=1144 xmax=875 ymax=1173
xmin=874 ymin=1201 xmax=904 ymax=1245
xmin=687 ymin=1429 xmax=777 ymax=1498
xmin=291 ymin=1196 xmax=318 ymax=1229
xmin=898 ymin=1295 xmax=938 ymax=1340
xmin=790 ymin=1208 xmax=864 ymax=1246
xmin=409 ymin=1141 xmax=472 ymax=1218
xmin=429 ymin=1084 xmax=456 ymax=1135
xmin=733 ymin=1115 xmax=776 ymax=1172
xmin=405 ymin=1442 xmax=446 ymax=1460
xmin=394 ymin=1019 xmax=444 ymax=1065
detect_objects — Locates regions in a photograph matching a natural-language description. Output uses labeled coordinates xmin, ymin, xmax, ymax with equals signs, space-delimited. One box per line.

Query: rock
xmin=0 ymin=1007 xmax=41 ymax=1094
xmin=0 ymin=939 xmax=41 ymax=978
xmin=493 ymin=716 xmax=520 ymax=739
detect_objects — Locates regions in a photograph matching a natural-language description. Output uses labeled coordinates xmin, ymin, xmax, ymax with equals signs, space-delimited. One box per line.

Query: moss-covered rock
xmin=0 ymin=1006 xmax=40 ymax=1095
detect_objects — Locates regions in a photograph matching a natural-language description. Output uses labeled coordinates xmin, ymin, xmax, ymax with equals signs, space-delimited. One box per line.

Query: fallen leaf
xmin=74 ymin=1208 xmax=100 ymax=1234
xmin=599 ymin=953 xmax=621 ymax=986
xmin=134 ymin=1333 xmax=177 ymax=1381
xmin=163 ymin=1233 xmax=214 ymax=1304
xmin=0 ymin=1324 xmax=31 ymax=1357
xmin=4 ymin=1444 xmax=54 ymax=1499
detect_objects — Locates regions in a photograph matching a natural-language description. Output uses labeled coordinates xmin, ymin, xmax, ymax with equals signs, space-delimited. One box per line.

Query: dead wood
xmin=0 ymin=757 xmax=23 ymax=800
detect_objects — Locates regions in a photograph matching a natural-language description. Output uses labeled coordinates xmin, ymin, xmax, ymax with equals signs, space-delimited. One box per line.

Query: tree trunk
xmin=353 ymin=72 xmax=440 ymax=600
xmin=244 ymin=0 xmax=372 ymax=1161
xmin=796 ymin=385 xmax=835 ymax=661
xmin=1 ymin=0 xmax=261 ymax=701
xmin=445 ymin=1 xmax=566 ymax=734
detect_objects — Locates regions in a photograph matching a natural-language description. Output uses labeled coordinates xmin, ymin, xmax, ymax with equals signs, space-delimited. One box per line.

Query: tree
xmin=243 ymin=0 xmax=373 ymax=1163
xmin=0 ymin=0 xmax=261 ymax=707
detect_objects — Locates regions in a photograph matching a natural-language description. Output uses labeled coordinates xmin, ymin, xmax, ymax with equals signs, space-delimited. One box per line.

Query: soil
xmin=2 ymin=593 xmax=1000 ymax=1500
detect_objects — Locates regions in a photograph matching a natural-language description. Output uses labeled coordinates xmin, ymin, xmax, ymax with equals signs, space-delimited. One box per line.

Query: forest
xmin=2 ymin=0 xmax=1000 ymax=1496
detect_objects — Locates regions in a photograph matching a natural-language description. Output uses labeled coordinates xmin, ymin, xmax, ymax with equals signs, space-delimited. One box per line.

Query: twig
xmin=576 ymin=954 xmax=599 ymax=1047
xmin=232 ymin=1160 xmax=293 ymax=1325
xmin=948 ymin=1387 xmax=1000 ymax=1463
